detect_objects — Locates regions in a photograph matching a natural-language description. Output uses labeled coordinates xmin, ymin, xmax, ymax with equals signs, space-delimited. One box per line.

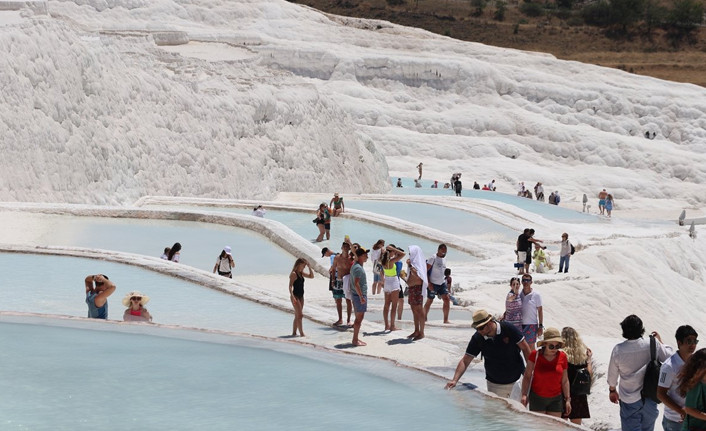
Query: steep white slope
xmin=1 ymin=0 xmax=705 ymax=208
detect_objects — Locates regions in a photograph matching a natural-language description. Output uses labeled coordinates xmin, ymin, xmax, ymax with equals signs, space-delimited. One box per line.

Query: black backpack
xmin=571 ymin=366 xmax=592 ymax=396
xmin=641 ymin=335 xmax=662 ymax=404
xmin=570 ymin=243 xmax=575 ymax=255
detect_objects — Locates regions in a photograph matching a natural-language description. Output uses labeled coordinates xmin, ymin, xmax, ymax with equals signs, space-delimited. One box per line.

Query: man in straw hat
xmin=445 ymin=309 xmax=531 ymax=398
xmin=84 ymin=274 xmax=116 ymax=319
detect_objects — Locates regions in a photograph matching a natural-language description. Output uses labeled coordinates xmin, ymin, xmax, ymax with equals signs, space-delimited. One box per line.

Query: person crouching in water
xmin=122 ymin=291 xmax=153 ymax=322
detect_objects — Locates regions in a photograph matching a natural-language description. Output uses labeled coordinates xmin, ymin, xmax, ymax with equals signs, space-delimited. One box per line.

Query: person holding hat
xmin=213 ymin=246 xmax=235 ymax=278
xmin=350 ymin=247 xmax=369 ymax=346
xmin=380 ymin=244 xmax=406 ymax=331
xmin=122 ymin=291 xmax=152 ymax=322
xmin=446 ymin=309 xmax=531 ymax=398
xmin=329 ymin=193 xmax=344 ymax=217
xmin=84 ymin=274 xmax=116 ymax=320
xmin=520 ymin=327 xmax=571 ymax=418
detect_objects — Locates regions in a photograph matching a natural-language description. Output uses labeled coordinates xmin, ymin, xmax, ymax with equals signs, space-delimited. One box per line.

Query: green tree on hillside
xmin=471 ymin=0 xmax=487 ymax=16
xmin=608 ymin=0 xmax=645 ymax=33
xmin=665 ymin=0 xmax=704 ymax=45
xmin=642 ymin=0 xmax=667 ymax=40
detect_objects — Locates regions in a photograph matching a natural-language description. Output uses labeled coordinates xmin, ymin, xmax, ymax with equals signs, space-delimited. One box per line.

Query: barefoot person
xmin=381 ymin=245 xmax=405 ymax=331
xmin=406 ymin=245 xmax=428 ymax=341
xmin=424 ymin=243 xmax=451 ymax=324
xmin=333 ymin=242 xmax=354 ymax=326
xmin=84 ymin=274 xmax=116 ymax=319
xmin=288 ymin=258 xmax=314 ymax=337
xmin=350 ymin=247 xmax=369 ymax=346
xmin=314 ymin=203 xmax=331 ymax=242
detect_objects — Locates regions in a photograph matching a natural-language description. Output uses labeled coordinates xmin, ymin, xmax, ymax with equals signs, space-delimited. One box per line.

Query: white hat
xmin=224 ymin=246 xmax=232 ymax=255
xmin=122 ymin=291 xmax=150 ymax=307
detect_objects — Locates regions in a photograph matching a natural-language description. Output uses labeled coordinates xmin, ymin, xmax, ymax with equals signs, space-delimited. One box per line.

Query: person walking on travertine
xmin=424 ymin=244 xmax=451 ymax=324
xmin=333 ymin=242 xmax=353 ymax=326
xmin=416 ymin=162 xmax=423 ymax=180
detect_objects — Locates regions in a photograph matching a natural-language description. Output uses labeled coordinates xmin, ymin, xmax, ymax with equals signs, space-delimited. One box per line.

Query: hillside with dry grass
xmin=292 ymin=0 xmax=706 ymax=87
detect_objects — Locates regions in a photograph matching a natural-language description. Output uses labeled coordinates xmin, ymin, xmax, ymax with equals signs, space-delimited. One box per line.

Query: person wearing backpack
xmin=562 ymin=327 xmax=593 ymax=425
xmin=607 ymin=315 xmax=673 ymax=431
xmin=658 ymin=325 xmax=700 ymax=431
xmin=558 ymin=233 xmax=572 ymax=274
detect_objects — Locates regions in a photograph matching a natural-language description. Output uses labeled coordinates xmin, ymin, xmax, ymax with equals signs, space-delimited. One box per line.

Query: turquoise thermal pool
xmin=0 ymin=316 xmax=575 ymax=431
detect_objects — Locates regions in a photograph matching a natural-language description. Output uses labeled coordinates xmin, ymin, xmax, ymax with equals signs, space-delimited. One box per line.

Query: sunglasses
xmin=130 ymin=297 xmax=142 ymax=302
xmin=685 ymin=339 xmax=699 ymax=346
xmin=545 ymin=344 xmax=561 ymax=350
xmin=521 ymin=279 xmax=532 ymax=283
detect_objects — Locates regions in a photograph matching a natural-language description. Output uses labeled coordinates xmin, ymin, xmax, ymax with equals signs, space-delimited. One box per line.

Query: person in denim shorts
xmin=424 ymin=244 xmax=451 ymax=324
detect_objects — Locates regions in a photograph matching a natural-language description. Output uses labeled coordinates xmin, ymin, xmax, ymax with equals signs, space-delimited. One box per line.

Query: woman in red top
xmin=520 ymin=327 xmax=571 ymax=418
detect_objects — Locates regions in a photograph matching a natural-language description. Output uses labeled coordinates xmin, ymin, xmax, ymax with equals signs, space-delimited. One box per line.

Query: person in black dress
xmin=562 ymin=327 xmax=593 ymax=425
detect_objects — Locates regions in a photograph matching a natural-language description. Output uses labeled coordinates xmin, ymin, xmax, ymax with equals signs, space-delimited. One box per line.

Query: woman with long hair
xmin=562 ymin=327 xmax=592 ymax=425
xmin=167 ymin=242 xmax=181 ymax=262
xmin=678 ymin=348 xmax=706 ymax=431
xmin=314 ymin=203 xmax=330 ymax=242
xmin=380 ymin=245 xmax=405 ymax=331
xmin=502 ymin=277 xmax=522 ymax=330
xmin=288 ymin=258 xmax=314 ymax=337
xmin=521 ymin=327 xmax=571 ymax=418
xmin=370 ymin=239 xmax=386 ymax=295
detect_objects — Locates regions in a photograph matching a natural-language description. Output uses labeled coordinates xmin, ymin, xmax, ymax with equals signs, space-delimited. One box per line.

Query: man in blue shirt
xmin=85 ymin=274 xmax=116 ymax=319
xmin=445 ymin=309 xmax=531 ymax=398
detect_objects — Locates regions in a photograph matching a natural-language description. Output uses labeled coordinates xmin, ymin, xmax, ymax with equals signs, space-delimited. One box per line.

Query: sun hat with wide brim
xmin=537 ymin=327 xmax=564 ymax=347
xmin=471 ymin=309 xmax=493 ymax=329
xmin=122 ymin=291 xmax=150 ymax=307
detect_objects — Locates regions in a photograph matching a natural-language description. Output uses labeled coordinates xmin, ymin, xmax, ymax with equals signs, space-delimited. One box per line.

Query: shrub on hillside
xmin=581 ymin=0 xmax=611 ymax=26
xmin=470 ymin=0 xmax=487 ymax=17
xmin=520 ymin=1 xmax=544 ymax=16
xmin=494 ymin=0 xmax=507 ymax=20
xmin=664 ymin=0 xmax=704 ymax=45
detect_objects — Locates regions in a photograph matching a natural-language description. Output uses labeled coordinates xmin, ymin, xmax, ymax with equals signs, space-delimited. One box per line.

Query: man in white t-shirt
xmin=658 ymin=325 xmax=699 ymax=431
xmin=424 ymin=244 xmax=451 ymax=324
xmin=519 ymin=274 xmax=543 ymax=349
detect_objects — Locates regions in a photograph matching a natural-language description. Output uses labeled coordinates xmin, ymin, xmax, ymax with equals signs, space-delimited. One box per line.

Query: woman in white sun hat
xmin=122 ymin=291 xmax=152 ymax=322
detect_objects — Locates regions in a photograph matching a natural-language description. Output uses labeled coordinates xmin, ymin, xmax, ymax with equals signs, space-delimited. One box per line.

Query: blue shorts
xmin=351 ymin=294 xmax=367 ymax=313
xmin=599 ymin=199 xmax=606 ymax=206
xmin=427 ymin=282 xmax=449 ymax=299
xmin=373 ymin=273 xmax=380 ymax=282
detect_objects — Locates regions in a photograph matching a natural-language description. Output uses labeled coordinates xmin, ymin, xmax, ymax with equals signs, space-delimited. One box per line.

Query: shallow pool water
xmin=0 ymin=316 xmax=574 ymax=431
xmin=0 ymin=253 xmax=293 ymax=336
xmin=389 ymin=177 xmax=597 ymax=222
xmin=0 ymin=213 xmax=293 ymax=275
xmin=149 ymin=205 xmax=476 ymax=263
xmin=351 ymin=200 xmax=517 ymax=240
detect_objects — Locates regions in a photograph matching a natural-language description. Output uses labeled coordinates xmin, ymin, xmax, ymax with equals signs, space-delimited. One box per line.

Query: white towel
xmin=408 ymin=245 xmax=428 ymax=299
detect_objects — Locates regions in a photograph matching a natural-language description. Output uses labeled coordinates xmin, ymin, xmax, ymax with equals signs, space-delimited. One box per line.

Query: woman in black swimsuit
xmin=288 ymin=258 xmax=314 ymax=337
